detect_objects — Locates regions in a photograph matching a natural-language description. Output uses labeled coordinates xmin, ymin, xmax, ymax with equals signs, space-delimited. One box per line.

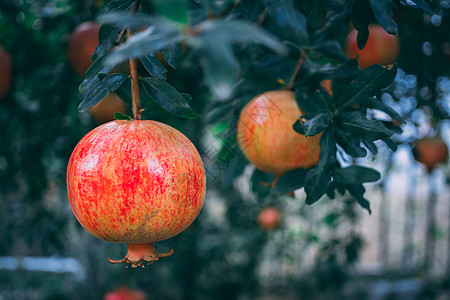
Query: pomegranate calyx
xmin=108 ymin=243 xmax=174 ymax=268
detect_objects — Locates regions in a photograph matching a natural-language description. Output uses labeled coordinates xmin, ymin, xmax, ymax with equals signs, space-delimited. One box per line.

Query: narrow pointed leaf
xmin=368 ymin=0 xmax=397 ymax=34
xmin=140 ymin=54 xmax=167 ymax=80
xmin=142 ymin=77 xmax=198 ymax=119
xmin=293 ymin=112 xmax=333 ymax=137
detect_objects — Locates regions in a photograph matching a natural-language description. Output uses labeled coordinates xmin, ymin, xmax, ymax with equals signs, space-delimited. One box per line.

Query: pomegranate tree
xmin=237 ymin=90 xmax=321 ymax=178
xmin=67 ymin=120 xmax=206 ymax=267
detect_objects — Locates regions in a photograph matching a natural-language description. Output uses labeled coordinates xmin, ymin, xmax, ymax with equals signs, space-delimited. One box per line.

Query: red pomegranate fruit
xmin=258 ymin=207 xmax=282 ymax=231
xmin=104 ymin=286 xmax=146 ymax=300
xmin=237 ymin=90 xmax=321 ymax=178
xmin=0 ymin=45 xmax=12 ymax=99
xmin=67 ymin=21 xmax=101 ymax=76
xmin=67 ymin=120 xmax=206 ymax=267
xmin=413 ymin=137 xmax=449 ymax=172
xmin=345 ymin=24 xmax=400 ymax=69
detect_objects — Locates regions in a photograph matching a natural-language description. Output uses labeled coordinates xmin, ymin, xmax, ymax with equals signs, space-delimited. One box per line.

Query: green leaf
xmin=313 ymin=40 xmax=348 ymax=62
xmin=301 ymin=0 xmax=324 ymax=29
xmin=140 ymin=54 xmax=167 ymax=80
xmin=351 ymin=0 xmax=373 ymax=49
xmin=100 ymin=15 xmax=183 ymax=66
xmin=264 ymin=0 xmax=309 ymax=46
xmin=274 ymin=168 xmax=308 ymax=194
xmin=336 ymin=111 xmax=394 ymax=140
xmin=347 ymin=184 xmax=372 ymax=214
xmin=79 ymin=53 xmax=116 ymax=93
xmin=367 ymin=98 xmax=404 ymax=123
xmin=78 ymin=74 xmax=129 ymax=112
xmin=113 ymin=112 xmax=132 ymax=120
xmin=362 ymin=139 xmax=377 ymax=154
xmin=160 ymin=42 xmax=183 ymax=69
xmin=304 ymin=128 xmax=336 ymax=204
xmin=92 ymin=24 xmax=119 ymax=62
xmin=153 ymin=0 xmax=188 ymax=25
xmin=295 ymin=88 xmax=320 ymax=115
xmin=334 ymin=129 xmax=367 ymax=158
xmin=368 ymin=0 xmax=397 ymax=34
xmin=333 ymin=166 xmax=380 ymax=185
xmin=293 ymin=112 xmax=333 ymax=137
xmin=197 ymin=20 xmax=287 ymax=55
xmin=407 ymin=0 xmax=432 ymax=14
xmin=382 ymin=138 xmax=398 ymax=151
xmin=305 ymin=167 xmax=331 ymax=205
xmin=251 ymin=169 xmax=274 ymax=198
xmin=141 ymin=77 xmax=198 ymax=119
xmin=337 ymin=64 xmax=397 ymax=109
xmin=197 ymin=37 xmax=239 ymax=100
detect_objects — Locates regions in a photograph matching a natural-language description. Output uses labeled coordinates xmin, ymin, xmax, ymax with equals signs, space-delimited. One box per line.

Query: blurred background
xmin=0 ymin=0 xmax=449 ymax=299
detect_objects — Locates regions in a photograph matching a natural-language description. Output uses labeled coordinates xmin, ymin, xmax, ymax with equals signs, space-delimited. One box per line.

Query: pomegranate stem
xmin=108 ymin=243 xmax=174 ymax=268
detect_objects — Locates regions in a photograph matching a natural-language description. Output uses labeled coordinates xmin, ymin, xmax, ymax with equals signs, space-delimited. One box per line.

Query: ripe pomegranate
xmin=413 ymin=137 xmax=449 ymax=172
xmin=258 ymin=207 xmax=282 ymax=231
xmin=237 ymin=90 xmax=321 ymax=178
xmin=67 ymin=21 xmax=101 ymax=76
xmin=89 ymin=93 xmax=128 ymax=124
xmin=0 ymin=45 xmax=12 ymax=99
xmin=67 ymin=120 xmax=206 ymax=267
xmin=104 ymin=286 xmax=146 ymax=300
xmin=345 ymin=24 xmax=400 ymax=69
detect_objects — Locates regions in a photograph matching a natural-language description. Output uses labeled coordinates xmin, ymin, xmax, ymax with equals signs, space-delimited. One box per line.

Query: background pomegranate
xmin=258 ymin=207 xmax=282 ymax=231
xmin=67 ymin=21 xmax=100 ymax=76
xmin=0 ymin=45 xmax=12 ymax=99
xmin=237 ymin=90 xmax=321 ymax=178
xmin=104 ymin=286 xmax=147 ymax=300
xmin=413 ymin=137 xmax=449 ymax=172
xmin=66 ymin=120 xmax=206 ymax=267
xmin=345 ymin=24 xmax=400 ymax=69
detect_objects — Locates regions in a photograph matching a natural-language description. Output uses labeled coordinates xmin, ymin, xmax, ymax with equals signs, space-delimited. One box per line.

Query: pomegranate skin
xmin=67 ymin=21 xmax=100 ymax=76
xmin=66 ymin=120 xmax=206 ymax=245
xmin=413 ymin=137 xmax=449 ymax=172
xmin=345 ymin=24 xmax=400 ymax=69
xmin=237 ymin=91 xmax=321 ymax=177
xmin=0 ymin=45 xmax=12 ymax=99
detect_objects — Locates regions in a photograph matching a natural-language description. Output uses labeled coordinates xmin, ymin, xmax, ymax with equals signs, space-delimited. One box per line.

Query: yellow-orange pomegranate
xmin=67 ymin=120 xmax=206 ymax=267
xmin=67 ymin=21 xmax=101 ymax=76
xmin=258 ymin=207 xmax=282 ymax=231
xmin=413 ymin=137 xmax=449 ymax=172
xmin=0 ymin=45 xmax=12 ymax=99
xmin=89 ymin=93 xmax=128 ymax=124
xmin=237 ymin=90 xmax=321 ymax=177
xmin=345 ymin=24 xmax=400 ymax=69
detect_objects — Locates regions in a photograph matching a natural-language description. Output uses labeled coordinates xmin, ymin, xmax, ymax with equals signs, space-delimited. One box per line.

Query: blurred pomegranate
xmin=413 ymin=137 xmax=449 ymax=172
xmin=258 ymin=207 xmax=282 ymax=231
xmin=104 ymin=286 xmax=146 ymax=300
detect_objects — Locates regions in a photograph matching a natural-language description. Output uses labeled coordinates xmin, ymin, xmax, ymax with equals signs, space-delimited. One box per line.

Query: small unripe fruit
xmin=89 ymin=93 xmax=128 ymax=124
xmin=0 ymin=45 xmax=12 ymax=99
xmin=258 ymin=207 xmax=282 ymax=231
xmin=67 ymin=22 xmax=100 ymax=76
xmin=413 ymin=137 xmax=449 ymax=172
xmin=345 ymin=24 xmax=400 ymax=69
xmin=237 ymin=90 xmax=321 ymax=177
